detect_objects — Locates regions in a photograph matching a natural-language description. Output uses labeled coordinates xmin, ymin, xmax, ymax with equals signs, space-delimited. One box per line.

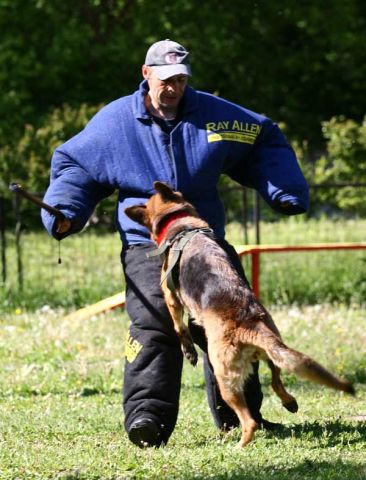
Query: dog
xmin=125 ymin=181 xmax=355 ymax=447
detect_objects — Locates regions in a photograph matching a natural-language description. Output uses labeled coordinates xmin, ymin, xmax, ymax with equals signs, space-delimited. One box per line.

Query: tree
xmin=1 ymin=0 xmax=365 ymax=145
xmin=314 ymin=116 xmax=366 ymax=215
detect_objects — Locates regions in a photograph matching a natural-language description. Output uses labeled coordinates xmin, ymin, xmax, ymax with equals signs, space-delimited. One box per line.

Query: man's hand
xmin=55 ymin=218 xmax=72 ymax=234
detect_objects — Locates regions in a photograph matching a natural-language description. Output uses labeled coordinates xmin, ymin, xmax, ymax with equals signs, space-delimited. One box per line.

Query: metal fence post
xmin=241 ymin=187 xmax=249 ymax=244
xmin=0 ymin=196 xmax=6 ymax=284
xmin=13 ymin=193 xmax=24 ymax=291
xmin=251 ymin=250 xmax=260 ymax=298
xmin=253 ymin=190 xmax=260 ymax=245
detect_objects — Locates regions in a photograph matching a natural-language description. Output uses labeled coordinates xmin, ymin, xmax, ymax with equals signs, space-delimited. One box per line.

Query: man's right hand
xmin=55 ymin=217 xmax=72 ymax=234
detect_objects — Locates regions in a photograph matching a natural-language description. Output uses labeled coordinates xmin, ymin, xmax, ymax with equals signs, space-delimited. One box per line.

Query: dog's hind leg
xmin=267 ymin=359 xmax=298 ymax=413
xmin=162 ymin=285 xmax=198 ymax=366
xmin=222 ymin=385 xmax=257 ymax=447
xmin=207 ymin=341 xmax=259 ymax=447
xmin=214 ymin=373 xmax=259 ymax=447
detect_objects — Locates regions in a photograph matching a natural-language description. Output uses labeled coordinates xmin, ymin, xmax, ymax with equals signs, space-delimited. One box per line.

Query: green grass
xmin=230 ymin=217 xmax=366 ymax=305
xmin=0 ymin=304 xmax=365 ymax=479
xmin=0 ymin=230 xmax=123 ymax=312
xmin=1 ymin=218 xmax=366 ymax=312
xmin=226 ymin=216 xmax=366 ymax=245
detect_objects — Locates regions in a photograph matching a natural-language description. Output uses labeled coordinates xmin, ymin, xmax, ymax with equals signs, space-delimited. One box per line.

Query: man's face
xmin=142 ymin=66 xmax=188 ymax=111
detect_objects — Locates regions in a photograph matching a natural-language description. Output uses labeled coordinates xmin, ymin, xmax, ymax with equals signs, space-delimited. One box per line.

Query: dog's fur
xmin=125 ymin=181 xmax=355 ymax=447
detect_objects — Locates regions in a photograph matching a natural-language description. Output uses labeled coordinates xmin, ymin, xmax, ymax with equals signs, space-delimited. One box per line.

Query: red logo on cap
xmin=165 ymin=53 xmax=179 ymax=64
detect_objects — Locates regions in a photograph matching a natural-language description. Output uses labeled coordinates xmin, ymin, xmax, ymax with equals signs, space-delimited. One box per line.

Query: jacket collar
xmin=132 ymin=80 xmax=199 ymax=120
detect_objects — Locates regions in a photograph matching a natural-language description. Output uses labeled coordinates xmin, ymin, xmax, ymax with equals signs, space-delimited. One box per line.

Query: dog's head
xmin=125 ymin=181 xmax=198 ymax=240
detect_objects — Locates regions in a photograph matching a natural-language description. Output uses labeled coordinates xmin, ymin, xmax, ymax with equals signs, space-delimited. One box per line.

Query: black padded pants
xmin=121 ymin=239 xmax=263 ymax=444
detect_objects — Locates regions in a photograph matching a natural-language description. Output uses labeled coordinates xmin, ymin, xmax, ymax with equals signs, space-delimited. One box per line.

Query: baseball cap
xmin=145 ymin=39 xmax=192 ymax=80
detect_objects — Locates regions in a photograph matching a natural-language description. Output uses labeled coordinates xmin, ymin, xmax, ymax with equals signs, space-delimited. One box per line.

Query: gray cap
xmin=145 ymin=39 xmax=192 ymax=80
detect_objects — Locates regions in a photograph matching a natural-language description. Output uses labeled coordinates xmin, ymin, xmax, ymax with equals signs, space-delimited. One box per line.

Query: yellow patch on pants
xmin=125 ymin=330 xmax=143 ymax=363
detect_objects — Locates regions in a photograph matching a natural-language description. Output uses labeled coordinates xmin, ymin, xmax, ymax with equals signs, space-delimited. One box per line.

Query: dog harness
xmin=147 ymin=227 xmax=215 ymax=295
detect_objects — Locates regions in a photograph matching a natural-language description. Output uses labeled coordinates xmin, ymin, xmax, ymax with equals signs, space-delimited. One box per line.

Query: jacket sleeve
xmin=225 ymin=121 xmax=309 ymax=215
xmin=41 ymin=147 xmax=114 ymax=239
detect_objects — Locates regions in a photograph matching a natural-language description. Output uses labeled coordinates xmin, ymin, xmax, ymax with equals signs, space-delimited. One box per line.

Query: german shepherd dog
xmin=125 ymin=181 xmax=355 ymax=447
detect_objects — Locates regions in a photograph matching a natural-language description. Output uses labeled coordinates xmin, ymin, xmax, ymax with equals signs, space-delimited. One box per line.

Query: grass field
xmin=1 ymin=217 xmax=365 ymax=478
xmin=0 ymin=304 xmax=365 ymax=479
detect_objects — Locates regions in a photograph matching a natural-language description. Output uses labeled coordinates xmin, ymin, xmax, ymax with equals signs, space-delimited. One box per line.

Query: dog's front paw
xmin=180 ymin=331 xmax=198 ymax=366
xmin=182 ymin=343 xmax=198 ymax=366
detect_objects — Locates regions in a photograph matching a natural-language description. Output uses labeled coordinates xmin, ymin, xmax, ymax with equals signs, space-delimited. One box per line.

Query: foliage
xmin=0 ymin=0 xmax=136 ymax=142
xmin=0 ymin=0 xmax=365 ymax=147
xmin=0 ymin=103 xmax=102 ymax=194
xmin=0 ymin=305 xmax=365 ymax=478
xmin=1 ymin=1 xmax=365 ymax=221
xmin=313 ymin=116 xmax=366 ymax=215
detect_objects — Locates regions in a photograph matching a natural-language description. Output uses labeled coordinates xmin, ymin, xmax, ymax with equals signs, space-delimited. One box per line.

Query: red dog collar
xmin=157 ymin=212 xmax=190 ymax=246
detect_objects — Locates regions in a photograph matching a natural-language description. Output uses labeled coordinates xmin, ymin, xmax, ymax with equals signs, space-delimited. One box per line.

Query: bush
xmin=313 ymin=116 xmax=366 ymax=215
xmin=0 ymin=103 xmax=103 ymax=194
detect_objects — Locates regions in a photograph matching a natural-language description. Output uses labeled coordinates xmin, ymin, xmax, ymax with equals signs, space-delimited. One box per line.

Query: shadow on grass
xmin=349 ymin=365 xmax=366 ymax=384
xmin=57 ymin=459 xmax=366 ymax=480
xmin=186 ymin=418 xmax=366 ymax=450
xmin=264 ymin=418 xmax=366 ymax=447
xmin=183 ymin=459 xmax=366 ymax=480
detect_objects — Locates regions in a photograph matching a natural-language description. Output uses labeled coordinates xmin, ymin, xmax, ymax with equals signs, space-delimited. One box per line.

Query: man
xmin=42 ymin=39 xmax=309 ymax=448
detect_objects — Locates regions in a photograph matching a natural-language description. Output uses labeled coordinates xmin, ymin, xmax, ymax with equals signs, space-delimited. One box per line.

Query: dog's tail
xmin=247 ymin=324 xmax=355 ymax=395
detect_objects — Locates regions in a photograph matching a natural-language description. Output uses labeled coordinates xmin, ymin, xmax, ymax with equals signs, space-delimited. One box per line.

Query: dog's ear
xmin=125 ymin=205 xmax=149 ymax=227
xmin=153 ymin=181 xmax=176 ymax=200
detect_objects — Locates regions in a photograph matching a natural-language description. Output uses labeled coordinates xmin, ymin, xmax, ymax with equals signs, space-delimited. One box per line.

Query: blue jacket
xmin=42 ymin=80 xmax=309 ymax=245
